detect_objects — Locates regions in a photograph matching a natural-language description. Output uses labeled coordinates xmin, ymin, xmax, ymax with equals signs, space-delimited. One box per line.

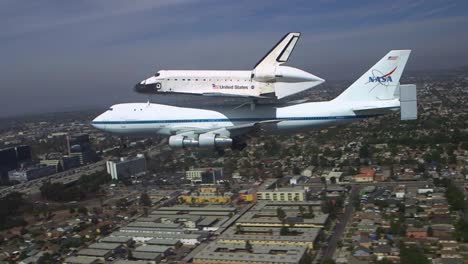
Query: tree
xmin=300 ymin=253 xmax=313 ymax=264
xmin=446 ymin=182 xmax=465 ymax=211
xmin=77 ymin=206 xmax=88 ymax=215
xmin=140 ymin=192 xmax=152 ymax=207
xmin=376 ymin=258 xmax=394 ymax=264
xmin=321 ymin=258 xmax=336 ymax=264
xmin=37 ymin=252 xmax=56 ymax=264
xmin=277 ymin=207 xmax=286 ymax=220
xmin=427 ymin=226 xmax=433 ymax=237
xmin=0 ymin=192 xmax=27 ymax=230
xmin=376 ymin=227 xmax=385 ymax=239
xmin=359 ymin=144 xmax=370 ymax=158
xmin=400 ymin=245 xmax=430 ymax=264
xmin=299 ymin=205 xmax=305 ymax=215
xmin=245 ymin=240 xmax=253 ymax=253
xmin=454 ymin=219 xmax=468 ymax=242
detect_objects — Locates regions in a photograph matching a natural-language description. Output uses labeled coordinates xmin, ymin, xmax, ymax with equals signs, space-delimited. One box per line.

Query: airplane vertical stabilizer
xmin=334 ymin=50 xmax=411 ymax=102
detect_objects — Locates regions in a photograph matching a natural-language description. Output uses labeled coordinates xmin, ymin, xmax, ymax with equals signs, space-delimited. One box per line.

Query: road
xmin=323 ymin=185 xmax=358 ymax=260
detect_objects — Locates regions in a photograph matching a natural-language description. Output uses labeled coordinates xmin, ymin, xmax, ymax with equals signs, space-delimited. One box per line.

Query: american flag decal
xmin=387 ymin=56 xmax=398 ymax=60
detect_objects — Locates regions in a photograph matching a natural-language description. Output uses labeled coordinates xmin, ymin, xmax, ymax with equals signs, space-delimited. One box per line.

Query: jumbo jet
xmin=92 ymin=50 xmax=417 ymax=151
xmin=134 ymin=32 xmax=325 ymax=101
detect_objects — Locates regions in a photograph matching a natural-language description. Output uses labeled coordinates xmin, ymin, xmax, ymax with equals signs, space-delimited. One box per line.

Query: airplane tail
xmin=334 ymin=50 xmax=411 ymax=102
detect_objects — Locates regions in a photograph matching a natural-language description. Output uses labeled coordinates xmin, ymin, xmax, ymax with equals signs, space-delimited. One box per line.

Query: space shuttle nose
xmin=134 ymin=82 xmax=159 ymax=94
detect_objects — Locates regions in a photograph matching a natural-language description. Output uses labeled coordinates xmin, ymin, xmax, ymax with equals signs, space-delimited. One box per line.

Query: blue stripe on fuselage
xmin=91 ymin=115 xmax=381 ymax=125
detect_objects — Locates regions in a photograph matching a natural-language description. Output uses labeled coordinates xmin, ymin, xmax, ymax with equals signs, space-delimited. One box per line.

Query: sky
xmin=0 ymin=0 xmax=467 ymax=117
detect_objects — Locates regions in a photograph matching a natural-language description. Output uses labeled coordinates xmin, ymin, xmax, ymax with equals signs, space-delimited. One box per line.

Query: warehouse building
xmin=193 ymin=242 xmax=309 ymax=264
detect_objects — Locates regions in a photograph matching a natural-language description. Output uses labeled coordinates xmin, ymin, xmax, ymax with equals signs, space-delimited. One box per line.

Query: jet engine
xmin=168 ymin=135 xmax=198 ymax=148
xmin=169 ymin=133 xmax=233 ymax=149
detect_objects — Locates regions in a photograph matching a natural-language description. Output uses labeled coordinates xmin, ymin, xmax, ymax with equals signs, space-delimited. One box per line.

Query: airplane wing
xmin=352 ymin=105 xmax=399 ymax=116
xmin=172 ymin=120 xmax=280 ymax=138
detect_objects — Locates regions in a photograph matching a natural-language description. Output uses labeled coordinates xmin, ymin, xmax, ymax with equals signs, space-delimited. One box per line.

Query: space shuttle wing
xmin=201 ymin=92 xmax=268 ymax=99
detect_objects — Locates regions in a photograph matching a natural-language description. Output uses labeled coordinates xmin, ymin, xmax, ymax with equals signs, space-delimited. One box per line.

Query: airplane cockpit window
xmin=154 ymin=72 xmax=160 ymax=77
xmin=108 ymin=108 xmax=113 ymax=111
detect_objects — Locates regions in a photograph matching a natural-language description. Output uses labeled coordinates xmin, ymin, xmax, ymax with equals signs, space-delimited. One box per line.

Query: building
xmin=0 ymin=146 xmax=30 ymax=179
xmin=406 ymin=227 xmax=427 ymax=238
xmin=239 ymin=189 xmax=256 ymax=202
xmin=67 ymin=134 xmax=95 ymax=165
xmin=237 ymin=201 xmax=329 ymax=229
xmin=193 ymin=242 xmax=309 ymax=264
xmin=8 ymin=164 xmax=56 ymax=182
xmin=15 ymin=145 xmax=32 ymax=162
xmin=61 ymin=155 xmax=81 ymax=170
xmin=77 ymin=248 xmax=113 ymax=260
xmin=178 ymin=186 xmax=233 ymax=204
xmin=63 ymin=256 xmax=100 ymax=264
xmin=323 ymin=171 xmax=343 ymax=184
xmin=395 ymin=185 xmax=406 ymax=199
xmin=256 ymin=179 xmax=306 ymax=202
xmin=106 ymin=154 xmax=146 ymax=180
xmin=40 ymin=155 xmax=81 ymax=173
xmin=219 ymin=225 xmax=321 ymax=250
xmin=0 ymin=147 xmax=18 ymax=178
xmin=353 ymin=168 xmax=375 ymax=183
xmin=257 ymin=188 xmax=306 ymax=201
xmin=185 ymin=167 xmax=223 ymax=184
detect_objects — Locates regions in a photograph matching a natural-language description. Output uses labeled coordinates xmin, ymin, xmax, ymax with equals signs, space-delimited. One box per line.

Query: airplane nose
xmin=134 ymin=82 xmax=158 ymax=94
xmin=91 ymin=115 xmax=106 ymax=130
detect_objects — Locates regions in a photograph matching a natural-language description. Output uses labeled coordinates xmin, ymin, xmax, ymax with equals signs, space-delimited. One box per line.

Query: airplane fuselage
xmin=91 ymin=99 xmax=399 ymax=137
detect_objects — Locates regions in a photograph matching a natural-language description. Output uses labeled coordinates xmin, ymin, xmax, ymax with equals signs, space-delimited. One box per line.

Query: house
xmin=431 ymin=224 xmax=455 ymax=240
xmin=395 ymin=185 xmax=406 ymax=199
xmin=357 ymin=219 xmax=377 ymax=233
xmin=353 ymin=168 xmax=375 ymax=183
xmin=352 ymin=246 xmax=372 ymax=259
xmin=374 ymin=245 xmax=392 ymax=260
xmin=433 ymin=258 xmax=464 ymax=264
xmin=406 ymin=227 xmax=427 ymax=239
xmin=324 ymin=171 xmax=343 ymax=184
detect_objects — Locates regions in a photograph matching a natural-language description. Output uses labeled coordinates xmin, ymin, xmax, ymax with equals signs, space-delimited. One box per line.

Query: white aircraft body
xmin=134 ymin=32 xmax=325 ymax=100
xmin=93 ymin=50 xmax=417 ymax=151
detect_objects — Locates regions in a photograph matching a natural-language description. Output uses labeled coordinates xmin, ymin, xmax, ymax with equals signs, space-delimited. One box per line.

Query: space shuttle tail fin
xmin=253 ymin=32 xmax=300 ymax=71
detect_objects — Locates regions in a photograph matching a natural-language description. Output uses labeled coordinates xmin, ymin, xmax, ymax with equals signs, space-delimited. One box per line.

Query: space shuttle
xmin=134 ymin=32 xmax=324 ymax=100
